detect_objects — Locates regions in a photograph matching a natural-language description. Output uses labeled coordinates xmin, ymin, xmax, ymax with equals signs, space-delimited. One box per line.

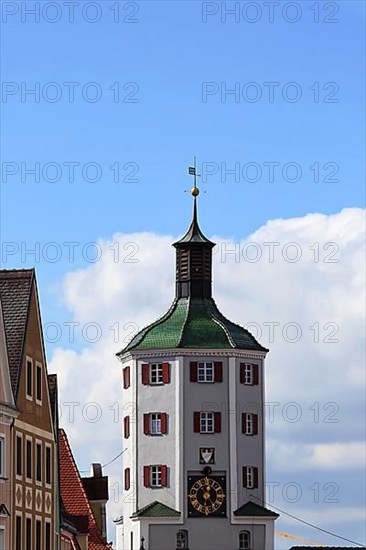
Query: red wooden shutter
xmin=142 ymin=363 xmax=149 ymax=385
xmin=162 ymin=362 xmax=170 ymax=384
xmin=143 ymin=466 xmax=150 ymax=487
xmin=143 ymin=414 xmax=150 ymax=435
xmin=240 ymin=363 xmax=245 ymax=384
xmin=190 ymin=362 xmax=198 ymax=382
xmin=254 ymin=467 xmax=259 ymax=488
xmin=214 ymin=362 xmax=223 ymax=382
xmin=126 ymin=366 xmax=130 ymax=388
xmin=161 ymin=413 xmax=168 ymax=434
xmin=193 ymin=412 xmax=200 ymax=433
xmin=253 ymin=414 xmax=258 ymax=435
xmin=124 ymin=468 xmax=130 ymax=490
xmin=124 ymin=416 xmax=130 ymax=439
xmin=253 ymin=364 xmax=259 ymax=385
xmin=242 ymin=466 xmax=248 ymax=487
xmin=161 ymin=465 xmax=168 ymax=487
xmin=242 ymin=413 xmax=247 ymax=434
xmin=214 ymin=412 xmax=221 ymax=433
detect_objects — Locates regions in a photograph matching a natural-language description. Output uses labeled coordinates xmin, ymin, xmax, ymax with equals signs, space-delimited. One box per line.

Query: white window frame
xmin=150 ymin=413 xmax=162 ymax=435
xmin=0 ymin=435 xmax=5 ymax=478
xmin=0 ymin=525 xmax=5 ymax=550
xmin=200 ymin=412 xmax=214 ymax=433
xmin=197 ymin=362 xmax=214 ymax=383
xmin=246 ymin=466 xmax=255 ymax=489
xmin=25 ymin=436 xmax=32 ymax=481
xmin=35 ymin=440 xmax=42 ymax=485
xmin=45 ymin=444 xmax=52 ymax=487
xmin=45 ymin=520 xmax=51 ymax=550
xmin=16 ymin=432 xmax=23 ymax=480
xmin=149 ymin=363 xmax=163 ymax=385
xmin=150 ymin=465 xmax=162 ymax=488
xmin=244 ymin=364 xmax=253 ymax=385
xmin=26 ymin=357 xmax=33 ymax=400
xmin=35 ymin=362 xmax=42 ymax=404
xmin=239 ymin=530 xmax=251 ymax=550
xmin=245 ymin=413 xmax=253 ymax=435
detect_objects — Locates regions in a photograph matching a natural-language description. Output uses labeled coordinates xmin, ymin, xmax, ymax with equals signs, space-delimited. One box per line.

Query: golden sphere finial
xmin=191 ymin=187 xmax=200 ymax=197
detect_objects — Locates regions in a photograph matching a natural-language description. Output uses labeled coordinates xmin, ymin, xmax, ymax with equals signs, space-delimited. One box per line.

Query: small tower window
xmin=239 ymin=530 xmax=251 ymax=550
xmin=198 ymin=362 xmax=214 ymax=382
xmin=176 ymin=529 xmax=189 ymax=549
xmin=150 ymin=363 xmax=163 ymax=384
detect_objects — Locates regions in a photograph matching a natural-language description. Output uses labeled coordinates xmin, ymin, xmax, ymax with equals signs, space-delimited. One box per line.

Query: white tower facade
xmin=117 ymin=194 xmax=278 ymax=550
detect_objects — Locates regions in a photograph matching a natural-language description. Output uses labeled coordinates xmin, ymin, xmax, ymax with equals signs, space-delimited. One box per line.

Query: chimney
xmin=82 ymin=463 xmax=108 ymax=541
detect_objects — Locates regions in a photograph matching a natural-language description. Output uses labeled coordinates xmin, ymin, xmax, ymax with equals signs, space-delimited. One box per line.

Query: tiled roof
xmin=118 ymin=297 xmax=267 ymax=354
xmin=59 ymin=429 xmax=112 ymax=550
xmin=131 ymin=500 xmax=181 ymax=518
xmin=233 ymin=500 xmax=279 ymax=518
xmin=0 ymin=269 xmax=34 ymax=396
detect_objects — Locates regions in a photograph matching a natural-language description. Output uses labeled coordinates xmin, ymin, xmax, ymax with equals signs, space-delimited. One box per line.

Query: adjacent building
xmin=116 ymin=191 xmax=278 ymax=549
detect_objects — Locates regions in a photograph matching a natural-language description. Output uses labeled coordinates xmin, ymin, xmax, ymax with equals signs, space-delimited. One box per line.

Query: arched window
xmin=239 ymin=530 xmax=251 ymax=550
xmin=176 ymin=529 xmax=189 ymax=549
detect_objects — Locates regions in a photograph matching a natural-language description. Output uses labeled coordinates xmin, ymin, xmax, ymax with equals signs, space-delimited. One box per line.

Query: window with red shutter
xmin=214 ymin=362 xmax=223 ymax=382
xmin=124 ymin=416 xmax=130 ymax=439
xmin=161 ymin=465 xmax=168 ymax=487
xmin=143 ymin=466 xmax=150 ymax=487
xmin=190 ymin=362 xmax=198 ymax=382
xmin=143 ymin=414 xmax=150 ymax=435
xmin=253 ymin=365 xmax=259 ymax=385
xmin=242 ymin=466 xmax=248 ymax=487
xmin=240 ymin=363 xmax=245 ymax=384
xmin=253 ymin=467 xmax=259 ymax=488
xmin=214 ymin=412 xmax=221 ymax=433
xmin=124 ymin=468 xmax=130 ymax=490
xmin=193 ymin=412 xmax=200 ymax=433
xmin=242 ymin=413 xmax=247 ymax=434
xmin=253 ymin=414 xmax=258 ymax=435
xmin=161 ymin=413 xmax=168 ymax=434
xmin=162 ymin=362 xmax=170 ymax=383
xmin=142 ymin=363 xmax=149 ymax=385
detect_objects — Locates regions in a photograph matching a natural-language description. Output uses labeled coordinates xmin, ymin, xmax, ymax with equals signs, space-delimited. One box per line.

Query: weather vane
xmin=187 ymin=156 xmax=201 ymax=197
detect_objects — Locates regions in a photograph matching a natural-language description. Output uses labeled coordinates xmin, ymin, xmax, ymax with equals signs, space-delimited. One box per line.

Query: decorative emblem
xmin=200 ymin=447 xmax=215 ymax=464
xmin=187 ymin=475 xmax=226 ymax=517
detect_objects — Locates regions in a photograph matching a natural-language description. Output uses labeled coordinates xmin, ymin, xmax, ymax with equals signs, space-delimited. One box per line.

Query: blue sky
xmin=1 ymin=1 xmax=365 ymax=548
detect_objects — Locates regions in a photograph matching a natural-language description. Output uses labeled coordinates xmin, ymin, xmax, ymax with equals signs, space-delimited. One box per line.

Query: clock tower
xmin=116 ymin=174 xmax=278 ymax=550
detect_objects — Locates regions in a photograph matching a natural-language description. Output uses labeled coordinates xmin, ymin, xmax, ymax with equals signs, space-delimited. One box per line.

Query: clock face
xmin=187 ymin=476 xmax=226 ymax=517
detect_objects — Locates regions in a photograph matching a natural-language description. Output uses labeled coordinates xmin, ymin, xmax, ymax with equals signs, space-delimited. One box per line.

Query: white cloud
xmin=48 ymin=207 xmax=366 ymax=543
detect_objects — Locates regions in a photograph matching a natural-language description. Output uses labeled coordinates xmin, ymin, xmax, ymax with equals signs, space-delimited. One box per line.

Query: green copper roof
xmin=131 ymin=500 xmax=181 ymax=518
xmin=118 ymin=297 xmax=267 ymax=354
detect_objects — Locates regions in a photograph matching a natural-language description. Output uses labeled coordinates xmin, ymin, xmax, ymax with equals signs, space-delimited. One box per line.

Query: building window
xmin=15 ymin=515 xmax=22 ymax=550
xmin=240 ymin=363 xmax=259 ymax=385
xmin=124 ymin=468 xmax=130 ymax=490
xmin=198 ymin=362 xmax=213 ymax=382
xmin=36 ymin=442 xmax=42 ymax=482
xmin=142 ymin=362 xmax=170 ymax=385
xmin=0 ymin=436 xmax=4 ymax=477
xmin=242 ymin=466 xmax=258 ymax=489
xmin=194 ymin=411 xmax=221 ymax=434
xmin=124 ymin=416 xmax=130 ymax=439
xmin=176 ymin=529 xmax=189 ymax=549
xmin=36 ymin=363 xmax=42 ymax=402
xmin=16 ymin=436 xmax=22 ymax=476
xmin=242 ymin=413 xmax=258 ymax=436
xmin=0 ymin=526 xmax=5 ymax=550
xmin=26 ymin=517 xmax=31 ymax=550
xmin=36 ymin=519 xmax=41 ymax=550
xmin=45 ymin=522 xmax=51 ymax=550
xmin=26 ymin=359 xmax=33 ymax=398
xmin=150 ymin=413 xmax=161 ymax=434
xmin=143 ymin=413 xmax=168 ymax=435
xmin=45 ymin=446 xmax=51 ymax=485
xmin=143 ymin=465 xmax=168 ymax=488
xmin=26 ymin=439 xmax=32 ymax=479
xmin=123 ymin=366 xmax=131 ymax=389
xmin=239 ymin=530 xmax=251 ymax=550
xmin=190 ymin=361 xmax=222 ymax=382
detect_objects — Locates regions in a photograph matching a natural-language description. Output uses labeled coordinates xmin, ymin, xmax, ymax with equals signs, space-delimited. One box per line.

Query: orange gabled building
xmin=59 ymin=428 xmax=112 ymax=550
